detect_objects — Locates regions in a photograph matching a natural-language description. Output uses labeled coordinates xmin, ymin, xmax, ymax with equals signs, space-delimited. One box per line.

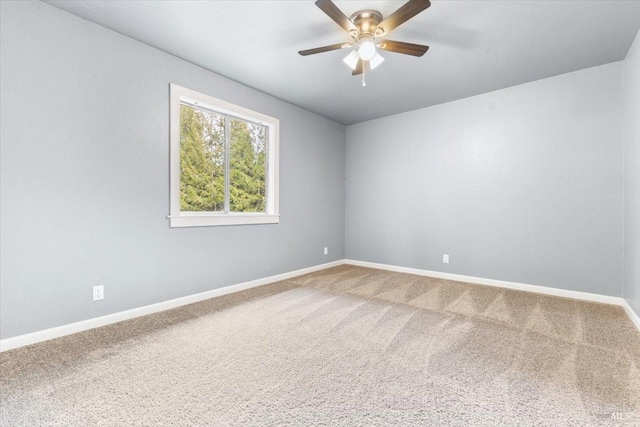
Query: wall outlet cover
xmin=443 ymin=254 xmax=450 ymax=264
xmin=93 ymin=285 xmax=104 ymax=301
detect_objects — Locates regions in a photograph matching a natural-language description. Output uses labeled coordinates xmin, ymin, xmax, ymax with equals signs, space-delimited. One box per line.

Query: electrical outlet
xmin=324 ymin=247 xmax=329 ymax=255
xmin=93 ymin=285 xmax=104 ymax=301
xmin=443 ymin=254 xmax=449 ymax=264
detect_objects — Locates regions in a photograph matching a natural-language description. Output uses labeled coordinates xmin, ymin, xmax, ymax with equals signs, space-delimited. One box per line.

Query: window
xmin=169 ymin=84 xmax=279 ymax=227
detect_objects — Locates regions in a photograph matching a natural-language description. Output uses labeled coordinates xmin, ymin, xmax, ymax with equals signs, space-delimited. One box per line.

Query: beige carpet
xmin=2 ymin=265 xmax=640 ymax=426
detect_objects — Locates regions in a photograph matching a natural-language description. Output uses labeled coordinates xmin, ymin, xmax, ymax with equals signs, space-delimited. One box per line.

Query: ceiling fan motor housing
xmin=349 ymin=10 xmax=383 ymax=38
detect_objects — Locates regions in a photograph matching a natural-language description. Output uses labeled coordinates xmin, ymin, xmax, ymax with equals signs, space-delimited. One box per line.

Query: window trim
xmin=169 ymin=83 xmax=279 ymax=228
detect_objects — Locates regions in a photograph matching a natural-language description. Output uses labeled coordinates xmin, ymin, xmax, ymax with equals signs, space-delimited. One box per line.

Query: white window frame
xmin=169 ymin=83 xmax=279 ymax=227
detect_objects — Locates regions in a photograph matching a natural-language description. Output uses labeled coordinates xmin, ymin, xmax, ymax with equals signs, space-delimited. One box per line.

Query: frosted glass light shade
xmin=369 ymin=51 xmax=385 ymax=70
xmin=358 ymin=40 xmax=376 ymax=60
xmin=343 ymin=50 xmax=360 ymax=70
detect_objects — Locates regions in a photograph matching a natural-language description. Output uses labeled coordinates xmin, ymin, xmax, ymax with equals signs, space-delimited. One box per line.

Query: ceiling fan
xmin=299 ymin=0 xmax=431 ymax=86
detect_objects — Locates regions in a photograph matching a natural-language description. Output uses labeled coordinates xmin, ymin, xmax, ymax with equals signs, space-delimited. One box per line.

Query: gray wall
xmin=0 ymin=1 xmax=345 ymax=339
xmin=346 ymin=62 xmax=624 ymax=296
xmin=624 ymin=30 xmax=640 ymax=315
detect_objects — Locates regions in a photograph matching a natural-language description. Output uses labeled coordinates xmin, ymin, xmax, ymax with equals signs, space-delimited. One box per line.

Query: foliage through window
xmin=170 ymin=84 xmax=279 ymax=227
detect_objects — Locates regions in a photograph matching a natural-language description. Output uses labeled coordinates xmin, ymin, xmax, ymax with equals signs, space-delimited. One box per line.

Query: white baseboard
xmin=0 ymin=260 xmax=345 ymax=352
xmin=3 ymin=258 xmax=638 ymax=352
xmin=345 ymin=259 xmax=625 ymax=306
xmin=347 ymin=259 xmax=640 ymax=332
xmin=621 ymin=299 xmax=640 ymax=331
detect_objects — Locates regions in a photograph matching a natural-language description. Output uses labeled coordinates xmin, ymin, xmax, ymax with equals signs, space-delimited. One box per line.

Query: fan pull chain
xmin=362 ymin=62 xmax=367 ymax=87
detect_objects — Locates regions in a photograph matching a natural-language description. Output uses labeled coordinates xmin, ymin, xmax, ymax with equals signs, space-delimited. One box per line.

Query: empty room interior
xmin=2 ymin=0 xmax=640 ymax=425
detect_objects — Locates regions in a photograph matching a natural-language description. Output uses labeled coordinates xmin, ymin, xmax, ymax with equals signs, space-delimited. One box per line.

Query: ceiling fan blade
xmin=315 ymin=0 xmax=358 ymax=36
xmin=378 ymin=40 xmax=429 ymax=57
xmin=375 ymin=0 xmax=431 ymax=37
xmin=298 ymin=43 xmax=351 ymax=56
xmin=352 ymin=60 xmax=364 ymax=76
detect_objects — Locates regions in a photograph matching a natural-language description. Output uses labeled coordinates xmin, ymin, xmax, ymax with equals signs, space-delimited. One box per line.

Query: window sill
xmin=169 ymin=214 xmax=280 ymax=228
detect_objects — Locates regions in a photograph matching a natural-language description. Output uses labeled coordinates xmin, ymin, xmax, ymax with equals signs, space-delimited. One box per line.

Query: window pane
xmin=229 ymin=118 xmax=267 ymax=213
xmin=179 ymin=104 xmax=226 ymax=212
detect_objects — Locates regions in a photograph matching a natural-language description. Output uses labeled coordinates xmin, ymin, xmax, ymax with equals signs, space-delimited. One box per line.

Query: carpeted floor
xmin=2 ymin=265 xmax=640 ymax=426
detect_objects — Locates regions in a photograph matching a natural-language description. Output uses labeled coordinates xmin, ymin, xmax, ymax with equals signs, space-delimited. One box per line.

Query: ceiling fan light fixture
xmin=369 ymin=51 xmax=385 ymax=70
xmin=358 ymin=38 xmax=376 ymax=61
xmin=343 ymin=50 xmax=360 ymax=70
xmin=300 ymin=0 xmax=432 ymax=83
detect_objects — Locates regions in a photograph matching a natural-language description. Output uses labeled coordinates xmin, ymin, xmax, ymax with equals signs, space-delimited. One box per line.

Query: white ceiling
xmin=44 ymin=0 xmax=640 ymax=125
